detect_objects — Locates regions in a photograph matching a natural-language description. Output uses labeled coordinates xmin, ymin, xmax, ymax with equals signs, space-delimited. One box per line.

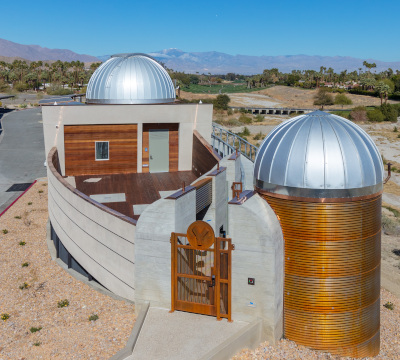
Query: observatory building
xmin=255 ymin=111 xmax=383 ymax=357
xmin=42 ymin=54 xmax=384 ymax=358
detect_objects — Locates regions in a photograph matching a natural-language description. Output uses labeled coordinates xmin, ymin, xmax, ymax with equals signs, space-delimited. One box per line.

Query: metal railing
xmin=211 ymin=123 xmax=258 ymax=162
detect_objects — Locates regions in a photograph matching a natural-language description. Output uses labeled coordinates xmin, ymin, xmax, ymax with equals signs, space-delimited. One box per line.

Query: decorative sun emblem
xmin=187 ymin=221 xmax=215 ymax=249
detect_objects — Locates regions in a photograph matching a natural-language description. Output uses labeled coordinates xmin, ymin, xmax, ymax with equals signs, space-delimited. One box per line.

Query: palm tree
xmin=375 ymin=82 xmax=391 ymax=105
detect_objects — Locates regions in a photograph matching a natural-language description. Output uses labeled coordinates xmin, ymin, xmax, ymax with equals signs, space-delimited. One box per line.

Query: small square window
xmin=95 ymin=141 xmax=109 ymax=160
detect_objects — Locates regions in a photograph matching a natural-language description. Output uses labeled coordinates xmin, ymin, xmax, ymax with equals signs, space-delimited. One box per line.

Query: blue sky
xmin=2 ymin=0 xmax=399 ymax=61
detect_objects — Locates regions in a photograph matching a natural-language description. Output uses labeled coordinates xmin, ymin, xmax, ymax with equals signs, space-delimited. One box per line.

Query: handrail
xmin=211 ymin=123 xmax=258 ymax=162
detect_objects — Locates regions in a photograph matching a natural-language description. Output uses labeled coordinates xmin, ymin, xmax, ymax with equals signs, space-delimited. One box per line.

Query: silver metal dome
xmin=86 ymin=53 xmax=176 ymax=104
xmin=254 ymin=111 xmax=384 ymax=199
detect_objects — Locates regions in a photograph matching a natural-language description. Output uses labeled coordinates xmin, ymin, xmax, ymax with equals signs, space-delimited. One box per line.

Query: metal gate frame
xmin=170 ymin=232 xmax=234 ymax=321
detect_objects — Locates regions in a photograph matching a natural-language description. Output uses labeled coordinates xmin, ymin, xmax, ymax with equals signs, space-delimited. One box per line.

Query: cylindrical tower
xmin=254 ymin=111 xmax=384 ymax=358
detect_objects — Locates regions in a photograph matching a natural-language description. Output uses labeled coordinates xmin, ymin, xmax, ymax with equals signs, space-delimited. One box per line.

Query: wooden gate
xmin=170 ymin=221 xmax=234 ymax=321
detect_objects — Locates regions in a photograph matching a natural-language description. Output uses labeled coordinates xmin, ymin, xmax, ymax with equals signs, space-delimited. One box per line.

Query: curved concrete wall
xmin=228 ymin=194 xmax=284 ymax=344
xmin=47 ymin=147 xmax=136 ymax=301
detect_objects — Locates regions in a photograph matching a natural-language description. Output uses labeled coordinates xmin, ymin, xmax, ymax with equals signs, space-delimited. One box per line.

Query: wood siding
xmin=142 ymin=123 xmax=179 ymax=173
xmin=263 ymin=194 xmax=381 ymax=358
xmin=64 ymin=124 xmax=137 ymax=176
xmin=192 ymin=130 xmax=221 ymax=177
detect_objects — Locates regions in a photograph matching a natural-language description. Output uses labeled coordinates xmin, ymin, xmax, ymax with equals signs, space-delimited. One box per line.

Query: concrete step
xmin=127 ymin=307 xmax=248 ymax=360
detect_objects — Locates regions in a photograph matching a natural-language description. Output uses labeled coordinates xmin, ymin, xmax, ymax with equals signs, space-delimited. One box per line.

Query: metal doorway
xmin=149 ymin=129 xmax=169 ymax=173
xmin=170 ymin=221 xmax=234 ymax=321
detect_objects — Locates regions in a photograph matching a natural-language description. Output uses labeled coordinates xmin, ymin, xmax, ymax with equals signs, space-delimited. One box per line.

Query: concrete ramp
xmin=126 ymin=307 xmax=249 ymax=360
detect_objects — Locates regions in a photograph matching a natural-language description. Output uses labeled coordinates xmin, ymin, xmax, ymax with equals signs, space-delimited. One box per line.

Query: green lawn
xmin=181 ymin=83 xmax=271 ymax=94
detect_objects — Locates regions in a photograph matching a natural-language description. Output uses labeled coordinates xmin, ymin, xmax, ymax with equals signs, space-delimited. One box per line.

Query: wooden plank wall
xmin=64 ymin=124 xmax=137 ymax=176
xmin=142 ymin=123 xmax=179 ymax=173
xmin=192 ymin=130 xmax=221 ymax=177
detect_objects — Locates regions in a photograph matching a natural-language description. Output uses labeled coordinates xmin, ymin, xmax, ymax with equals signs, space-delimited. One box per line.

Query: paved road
xmin=0 ymin=108 xmax=47 ymax=214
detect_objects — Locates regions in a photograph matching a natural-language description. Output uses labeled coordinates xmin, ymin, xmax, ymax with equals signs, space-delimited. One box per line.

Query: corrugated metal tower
xmin=254 ymin=111 xmax=384 ymax=357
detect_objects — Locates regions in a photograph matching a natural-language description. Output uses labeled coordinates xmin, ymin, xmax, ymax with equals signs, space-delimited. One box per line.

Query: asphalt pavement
xmin=0 ymin=108 xmax=47 ymax=214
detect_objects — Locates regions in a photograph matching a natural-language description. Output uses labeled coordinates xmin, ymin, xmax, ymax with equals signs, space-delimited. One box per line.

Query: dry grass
xmin=0 ymin=181 xmax=135 ymax=359
xmin=384 ymin=181 xmax=400 ymax=196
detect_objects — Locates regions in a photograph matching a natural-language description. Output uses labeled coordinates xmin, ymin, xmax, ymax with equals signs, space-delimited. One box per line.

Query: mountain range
xmin=99 ymin=49 xmax=400 ymax=74
xmin=0 ymin=38 xmax=99 ymax=63
xmin=1 ymin=38 xmax=400 ymax=74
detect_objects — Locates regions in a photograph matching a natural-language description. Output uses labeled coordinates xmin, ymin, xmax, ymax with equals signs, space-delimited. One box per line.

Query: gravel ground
xmin=0 ymin=180 xmax=135 ymax=360
xmin=233 ymin=288 xmax=400 ymax=360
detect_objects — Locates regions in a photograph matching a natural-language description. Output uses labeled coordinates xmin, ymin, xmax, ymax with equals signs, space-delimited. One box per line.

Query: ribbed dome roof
xmin=254 ymin=111 xmax=384 ymax=199
xmin=86 ymin=53 xmax=176 ymax=104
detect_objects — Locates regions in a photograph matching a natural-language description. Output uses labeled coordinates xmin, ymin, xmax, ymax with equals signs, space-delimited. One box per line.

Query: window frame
xmin=95 ymin=141 xmax=110 ymax=161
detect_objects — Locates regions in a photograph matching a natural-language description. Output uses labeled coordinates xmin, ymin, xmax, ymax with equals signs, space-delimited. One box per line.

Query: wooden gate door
xmin=171 ymin=221 xmax=234 ymax=321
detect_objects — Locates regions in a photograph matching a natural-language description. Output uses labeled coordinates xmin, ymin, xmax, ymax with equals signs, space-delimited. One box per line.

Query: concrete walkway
xmin=0 ymin=108 xmax=46 ymax=214
xmin=127 ymin=307 xmax=248 ymax=360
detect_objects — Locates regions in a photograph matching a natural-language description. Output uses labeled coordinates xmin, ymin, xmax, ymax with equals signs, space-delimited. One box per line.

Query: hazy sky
xmin=2 ymin=0 xmax=398 ymax=61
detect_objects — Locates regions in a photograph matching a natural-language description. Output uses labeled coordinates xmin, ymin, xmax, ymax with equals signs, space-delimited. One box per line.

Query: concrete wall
xmin=220 ymin=155 xmax=241 ymax=201
xmin=42 ymin=104 xmax=213 ymax=175
xmin=228 ymin=194 xmax=284 ymax=344
xmin=135 ymin=190 xmax=196 ymax=308
xmin=47 ymin=150 xmax=136 ymax=301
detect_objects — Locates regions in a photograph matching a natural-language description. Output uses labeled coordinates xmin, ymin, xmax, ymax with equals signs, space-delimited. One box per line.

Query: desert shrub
xmin=254 ymin=114 xmax=264 ymax=122
xmin=384 ymin=302 xmax=394 ymax=310
xmin=239 ymin=108 xmax=248 ymax=114
xmin=88 ymin=314 xmax=99 ymax=321
xmin=380 ymin=104 xmax=398 ymax=123
xmin=394 ymin=126 xmax=398 ymax=132
xmin=384 ymin=206 xmax=400 ymax=218
xmin=253 ymin=132 xmax=264 ymax=140
xmin=382 ymin=214 xmax=400 ymax=235
xmin=19 ymin=241 xmax=26 ymax=246
xmin=213 ymin=94 xmax=231 ymax=110
xmin=238 ymin=114 xmax=252 ymax=124
xmin=0 ymin=80 xmax=9 ymax=92
xmin=334 ymin=93 xmax=353 ymax=108
xmin=57 ymin=299 xmax=69 ymax=308
xmin=46 ymin=84 xmax=72 ymax=96
xmin=15 ymin=215 xmax=21 ymax=219
xmin=313 ymin=88 xmax=334 ymax=108
xmin=19 ymin=103 xmax=27 ymax=109
xmin=2 ymin=229 xmax=8 ymax=234
xmin=33 ymin=342 xmax=41 ymax=346
xmin=1 ymin=313 xmax=10 ymax=321
xmin=22 ymin=262 xmax=29 ymax=267
xmin=239 ymin=127 xmax=251 ymax=137
xmin=30 ymin=326 xmax=42 ymax=333
xmin=28 ymin=202 xmax=32 ymax=205
xmin=367 ymin=108 xmax=385 ymax=122
xmin=14 ymin=82 xmax=28 ymax=92
xmin=19 ymin=282 xmax=30 ymax=290
xmin=350 ymin=106 xmax=367 ymax=122
xmin=227 ymin=108 xmax=233 ymax=116
xmin=226 ymin=118 xmax=241 ymax=126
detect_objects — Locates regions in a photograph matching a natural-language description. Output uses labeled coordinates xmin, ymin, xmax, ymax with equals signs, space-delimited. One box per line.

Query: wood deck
xmin=75 ymin=171 xmax=198 ymax=220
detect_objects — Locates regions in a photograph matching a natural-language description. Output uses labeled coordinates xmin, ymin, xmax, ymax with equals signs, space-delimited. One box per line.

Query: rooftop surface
xmin=75 ymin=171 xmax=199 ymax=220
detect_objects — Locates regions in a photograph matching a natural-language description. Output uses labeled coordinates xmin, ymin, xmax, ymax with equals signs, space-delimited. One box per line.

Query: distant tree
xmin=213 ymin=94 xmax=230 ymax=110
xmin=225 ymin=73 xmax=236 ymax=81
xmin=334 ymin=93 xmax=353 ymax=108
xmin=363 ymin=61 xmax=377 ymax=73
xmin=286 ymin=74 xmax=300 ymax=86
xmin=189 ymin=74 xmax=199 ymax=84
xmin=380 ymin=103 xmax=398 ymax=122
xmin=313 ymin=88 xmax=334 ymax=109
xmin=375 ymin=81 xmax=391 ymax=105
